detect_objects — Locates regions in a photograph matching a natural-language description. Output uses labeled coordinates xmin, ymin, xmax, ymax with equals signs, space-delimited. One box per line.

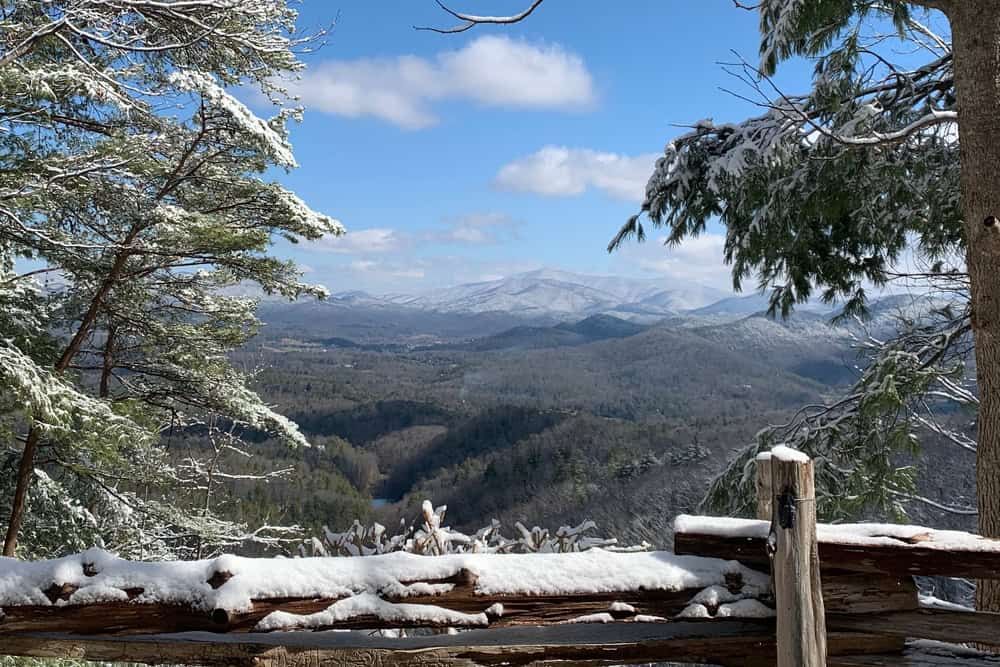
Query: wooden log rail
xmin=0 ymin=551 xmax=927 ymax=636
xmin=1 ymin=547 xmax=786 ymax=635
xmin=0 ymin=624 xmax=934 ymax=667
xmin=5 ymin=448 xmax=1000 ymax=665
xmin=673 ymin=514 xmax=1000 ymax=579
xmin=675 ymin=450 xmax=1000 ymax=663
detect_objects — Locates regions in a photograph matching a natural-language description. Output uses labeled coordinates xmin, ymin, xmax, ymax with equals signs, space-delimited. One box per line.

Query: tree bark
xmin=950 ymin=2 xmax=1000 ymax=613
xmin=99 ymin=321 xmax=117 ymax=398
xmin=2 ymin=428 xmax=41 ymax=556
xmin=3 ymin=237 xmax=136 ymax=556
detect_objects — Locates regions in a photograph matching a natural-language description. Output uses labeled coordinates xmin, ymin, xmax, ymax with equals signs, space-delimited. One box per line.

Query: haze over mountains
xmin=317 ymin=268 xmax=834 ymax=321
xmin=259 ymin=267 xmax=928 ymax=349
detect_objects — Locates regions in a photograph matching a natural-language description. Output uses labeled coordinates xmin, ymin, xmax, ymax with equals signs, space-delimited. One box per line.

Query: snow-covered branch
xmin=416 ymin=0 xmax=546 ymax=33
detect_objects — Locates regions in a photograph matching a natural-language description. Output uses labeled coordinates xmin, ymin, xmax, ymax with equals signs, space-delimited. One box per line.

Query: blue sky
xmin=274 ymin=1 xmax=817 ymax=295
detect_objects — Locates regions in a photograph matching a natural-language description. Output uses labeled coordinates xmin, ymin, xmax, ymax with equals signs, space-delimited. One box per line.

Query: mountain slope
xmin=435 ymin=314 xmax=650 ymax=352
xmin=376 ymin=269 xmax=728 ymax=320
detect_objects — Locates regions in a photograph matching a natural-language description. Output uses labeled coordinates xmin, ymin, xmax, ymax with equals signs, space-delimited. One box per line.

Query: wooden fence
xmin=2 ymin=447 xmax=1000 ymax=666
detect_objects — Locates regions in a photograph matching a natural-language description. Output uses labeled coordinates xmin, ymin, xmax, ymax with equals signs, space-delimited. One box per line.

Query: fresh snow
xmin=634 ymin=614 xmax=668 ymax=622
xmin=689 ymin=584 xmax=742 ymax=607
xmin=0 ymin=547 xmax=770 ymax=616
xmin=673 ymin=515 xmax=1000 ymax=552
xmin=918 ymin=594 xmax=974 ymax=613
xmin=677 ymin=603 xmax=712 ymax=619
xmin=907 ymin=639 xmax=1000 ymax=658
xmin=564 ymin=612 xmax=615 ymax=624
xmin=715 ymin=599 xmax=774 ymax=618
xmin=769 ymin=445 xmax=810 ymax=463
xmin=257 ymin=593 xmax=489 ymax=631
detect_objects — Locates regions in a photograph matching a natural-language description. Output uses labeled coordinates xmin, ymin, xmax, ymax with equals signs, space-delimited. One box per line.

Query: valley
xmin=190 ymin=273 xmax=973 ymax=546
xmin=205 ymin=270 xmax=975 ymax=549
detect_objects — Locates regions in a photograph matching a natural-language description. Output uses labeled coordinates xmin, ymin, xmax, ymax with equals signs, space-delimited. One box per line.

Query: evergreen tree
xmin=604 ymin=0 xmax=994 ymax=607
xmin=423 ymin=0 xmax=997 ymax=609
xmin=0 ymin=1 xmax=342 ymax=558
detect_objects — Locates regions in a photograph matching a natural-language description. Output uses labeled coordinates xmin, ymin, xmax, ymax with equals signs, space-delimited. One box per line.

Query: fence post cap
xmin=769 ymin=445 xmax=810 ymax=463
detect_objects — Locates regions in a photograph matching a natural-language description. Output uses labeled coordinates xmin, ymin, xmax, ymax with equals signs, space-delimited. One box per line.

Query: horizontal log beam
xmin=674 ymin=516 xmax=1000 ymax=579
xmin=828 ymin=608 xmax=1000 ymax=648
xmin=0 ymin=624 xmax=903 ymax=667
xmin=829 ymin=640 xmax=1000 ymax=666
xmin=0 ymin=570 xmax=919 ymax=636
xmin=0 ymin=548 xmax=781 ymax=635
xmin=0 ymin=589 xmax=728 ymax=635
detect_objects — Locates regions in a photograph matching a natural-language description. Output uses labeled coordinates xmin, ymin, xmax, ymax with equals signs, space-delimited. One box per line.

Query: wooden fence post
xmin=769 ymin=446 xmax=826 ymax=667
xmin=755 ymin=452 xmax=773 ymax=521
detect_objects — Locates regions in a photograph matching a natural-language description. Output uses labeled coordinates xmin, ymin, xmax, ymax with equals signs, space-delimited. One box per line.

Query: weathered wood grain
xmin=770 ymin=452 xmax=826 ymax=667
xmin=827 ymin=608 xmax=1000 ymax=647
xmin=0 ymin=624 xmax=903 ymax=667
xmin=830 ymin=639 xmax=1000 ymax=666
xmin=756 ymin=452 xmax=773 ymax=521
xmin=0 ymin=586 xmax=736 ymax=634
xmin=820 ymin=573 xmax=918 ymax=614
xmin=1 ymin=572 xmax=921 ymax=636
xmin=0 ymin=564 xmax=919 ymax=636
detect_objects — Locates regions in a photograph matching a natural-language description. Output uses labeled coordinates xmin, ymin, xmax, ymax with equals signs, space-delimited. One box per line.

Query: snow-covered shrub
xmin=304 ymin=500 xmax=649 ymax=557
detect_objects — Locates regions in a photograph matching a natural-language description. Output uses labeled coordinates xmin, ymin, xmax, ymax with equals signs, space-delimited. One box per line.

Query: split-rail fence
xmin=2 ymin=448 xmax=1000 ymax=666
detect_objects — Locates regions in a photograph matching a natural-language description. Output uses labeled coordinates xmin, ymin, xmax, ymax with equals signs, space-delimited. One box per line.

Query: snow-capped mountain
xmin=688 ymin=292 xmax=834 ymax=317
xmin=335 ymin=269 xmax=730 ymax=321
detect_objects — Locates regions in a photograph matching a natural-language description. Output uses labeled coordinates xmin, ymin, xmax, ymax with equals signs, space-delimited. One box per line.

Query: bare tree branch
xmin=415 ymin=0 xmax=546 ymax=33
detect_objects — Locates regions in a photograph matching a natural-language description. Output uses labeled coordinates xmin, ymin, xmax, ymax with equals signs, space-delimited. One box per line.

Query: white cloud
xmin=614 ymin=233 xmax=733 ymax=291
xmin=289 ymin=36 xmax=595 ymax=129
xmin=495 ymin=146 xmax=658 ymax=202
xmin=430 ymin=212 xmax=520 ymax=245
xmin=349 ymin=259 xmax=425 ymax=280
xmin=311 ymin=215 xmax=520 ymax=256
xmin=313 ymin=228 xmax=403 ymax=254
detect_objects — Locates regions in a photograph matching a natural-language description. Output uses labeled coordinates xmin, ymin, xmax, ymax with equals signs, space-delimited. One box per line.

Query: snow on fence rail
xmin=674 ymin=514 xmax=1000 ymax=579
xmin=0 ymin=547 xmax=774 ymax=634
xmin=4 ymin=446 xmax=1000 ymax=666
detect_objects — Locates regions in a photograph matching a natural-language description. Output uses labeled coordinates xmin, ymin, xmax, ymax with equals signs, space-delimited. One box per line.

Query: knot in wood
xmin=777 ymin=491 xmax=796 ymax=530
xmin=985 ymin=215 xmax=999 ymax=228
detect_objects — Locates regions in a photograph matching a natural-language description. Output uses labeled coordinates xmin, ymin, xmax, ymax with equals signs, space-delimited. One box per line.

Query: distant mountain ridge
xmin=430 ymin=314 xmax=651 ymax=352
xmin=332 ymin=269 xmax=735 ymax=322
xmin=258 ymin=269 xmax=946 ymax=356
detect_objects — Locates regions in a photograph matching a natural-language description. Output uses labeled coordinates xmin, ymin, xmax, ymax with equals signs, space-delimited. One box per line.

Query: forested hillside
xmin=192 ymin=286 xmax=975 ymax=551
xmin=176 ymin=301 xmax=839 ymax=546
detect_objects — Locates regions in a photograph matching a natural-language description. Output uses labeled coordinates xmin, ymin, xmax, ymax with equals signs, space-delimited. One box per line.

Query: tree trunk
xmin=2 ymin=427 xmax=40 ymax=556
xmin=99 ymin=321 xmax=117 ymax=398
xmin=3 ymin=240 xmax=135 ymax=556
xmin=950 ymin=2 xmax=1000 ymax=612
